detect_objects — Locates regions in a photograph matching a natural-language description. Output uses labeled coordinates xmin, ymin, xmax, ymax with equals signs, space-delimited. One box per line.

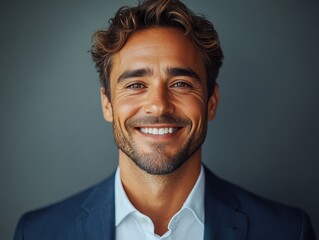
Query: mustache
xmin=126 ymin=115 xmax=191 ymax=127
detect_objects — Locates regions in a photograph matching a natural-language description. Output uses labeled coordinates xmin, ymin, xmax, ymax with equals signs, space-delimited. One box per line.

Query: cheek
xmin=174 ymin=96 xmax=207 ymax=126
xmin=174 ymin=89 xmax=207 ymax=112
xmin=112 ymin=97 xmax=142 ymax=124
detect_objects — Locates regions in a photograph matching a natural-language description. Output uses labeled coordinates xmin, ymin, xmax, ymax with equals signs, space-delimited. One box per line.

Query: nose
xmin=143 ymin=85 xmax=174 ymax=116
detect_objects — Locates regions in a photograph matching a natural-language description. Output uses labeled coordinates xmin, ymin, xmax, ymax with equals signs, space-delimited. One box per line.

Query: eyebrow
xmin=117 ymin=68 xmax=153 ymax=83
xmin=165 ymin=67 xmax=201 ymax=82
xmin=116 ymin=66 xmax=202 ymax=83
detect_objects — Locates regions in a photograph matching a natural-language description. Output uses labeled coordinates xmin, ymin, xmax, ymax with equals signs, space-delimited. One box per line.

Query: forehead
xmin=110 ymin=27 xmax=206 ymax=81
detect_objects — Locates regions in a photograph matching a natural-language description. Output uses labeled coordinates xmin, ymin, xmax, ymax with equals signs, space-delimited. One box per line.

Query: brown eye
xmin=173 ymin=82 xmax=191 ymax=88
xmin=127 ymin=83 xmax=145 ymax=89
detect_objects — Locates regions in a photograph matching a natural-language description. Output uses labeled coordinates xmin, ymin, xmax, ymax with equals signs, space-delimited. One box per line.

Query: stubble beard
xmin=112 ymin=116 xmax=207 ymax=175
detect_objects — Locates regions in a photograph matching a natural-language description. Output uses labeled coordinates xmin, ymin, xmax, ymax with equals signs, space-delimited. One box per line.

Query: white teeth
xmin=140 ymin=128 xmax=148 ymax=134
xmin=139 ymin=127 xmax=177 ymax=135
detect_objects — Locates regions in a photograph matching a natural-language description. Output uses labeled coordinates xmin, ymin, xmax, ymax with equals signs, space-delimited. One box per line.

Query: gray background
xmin=1 ymin=0 xmax=318 ymax=239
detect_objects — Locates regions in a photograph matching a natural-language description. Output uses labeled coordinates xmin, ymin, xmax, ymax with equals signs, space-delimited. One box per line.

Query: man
xmin=14 ymin=0 xmax=316 ymax=239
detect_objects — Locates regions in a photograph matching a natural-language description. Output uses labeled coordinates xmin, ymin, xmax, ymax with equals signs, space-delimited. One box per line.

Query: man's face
xmin=101 ymin=27 xmax=218 ymax=175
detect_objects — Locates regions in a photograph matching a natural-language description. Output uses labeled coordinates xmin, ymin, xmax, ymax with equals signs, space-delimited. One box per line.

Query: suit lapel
xmin=73 ymin=167 xmax=248 ymax=240
xmin=204 ymin=167 xmax=248 ymax=240
xmin=76 ymin=173 xmax=116 ymax=240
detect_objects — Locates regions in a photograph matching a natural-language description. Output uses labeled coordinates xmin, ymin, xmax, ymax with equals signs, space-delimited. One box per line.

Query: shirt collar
xmin=115 ymin=165 xmax=205 ymax=226
xmin=182 ymin=164 xmax=205 ymax=224
xmin=115 ymin=167 xmax=136 ymax=226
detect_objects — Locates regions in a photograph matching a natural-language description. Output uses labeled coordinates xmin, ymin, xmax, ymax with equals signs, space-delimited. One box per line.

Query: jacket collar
xmin=76 ymin=172 xmax=116 ymax=240
xmin=75 ymin=167 xmax=248 ymax=240
xmin=204 ymin=166 xmax=248 ymax=240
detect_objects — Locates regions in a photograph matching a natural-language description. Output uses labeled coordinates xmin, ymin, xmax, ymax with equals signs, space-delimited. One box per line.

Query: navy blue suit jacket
xmin=14 ymin=167 xmax=316 ymax=239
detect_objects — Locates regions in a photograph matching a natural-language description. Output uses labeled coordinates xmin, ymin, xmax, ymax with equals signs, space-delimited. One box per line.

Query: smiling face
xmin=101 ymin=27 xmax=219 ymax=175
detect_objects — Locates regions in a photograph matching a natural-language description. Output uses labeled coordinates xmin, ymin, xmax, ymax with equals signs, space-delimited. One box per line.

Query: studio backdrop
xmin=1 ymin=0 xmax=318 ymax=239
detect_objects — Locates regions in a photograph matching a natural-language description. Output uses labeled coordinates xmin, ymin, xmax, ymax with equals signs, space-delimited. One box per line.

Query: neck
xmin=119 ymin=150 xmax=202 ymax=235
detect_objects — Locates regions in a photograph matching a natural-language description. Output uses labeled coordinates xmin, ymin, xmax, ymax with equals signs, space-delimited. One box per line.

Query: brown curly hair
xmin=91 ymin=0 xmax=223 ymax=100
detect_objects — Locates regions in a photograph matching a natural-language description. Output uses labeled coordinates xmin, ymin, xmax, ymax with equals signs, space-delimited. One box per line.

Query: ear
xmin=100 ymin=87 xmax=113 ymax=122
xmin=207 ymin=83 xmax=219 ymax=121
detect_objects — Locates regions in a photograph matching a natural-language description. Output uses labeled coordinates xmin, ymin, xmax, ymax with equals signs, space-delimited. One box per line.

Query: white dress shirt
xmin=115 ymin=165 xmax=205 ymax=240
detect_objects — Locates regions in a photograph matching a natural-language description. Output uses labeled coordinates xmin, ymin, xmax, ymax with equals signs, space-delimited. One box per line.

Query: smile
xmin=139 ymin=127 xmax=179 ymax=135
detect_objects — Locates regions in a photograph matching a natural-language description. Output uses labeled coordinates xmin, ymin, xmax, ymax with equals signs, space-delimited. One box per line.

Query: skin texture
xmin=100 ymin=27 xmax=219 ymax=235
